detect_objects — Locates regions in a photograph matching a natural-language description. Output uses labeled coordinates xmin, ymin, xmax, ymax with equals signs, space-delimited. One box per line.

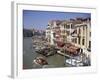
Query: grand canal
xmin=23 ymin=37 xmax=65 ymax=69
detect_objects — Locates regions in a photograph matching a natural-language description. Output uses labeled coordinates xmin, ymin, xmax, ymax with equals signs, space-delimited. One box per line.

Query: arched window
xmin=82 ymin=38 xmax=85 ymax=45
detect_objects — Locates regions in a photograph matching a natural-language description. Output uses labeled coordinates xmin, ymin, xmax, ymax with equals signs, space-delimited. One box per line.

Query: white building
xmin=45 ymin=18 xmax=91 ymax=53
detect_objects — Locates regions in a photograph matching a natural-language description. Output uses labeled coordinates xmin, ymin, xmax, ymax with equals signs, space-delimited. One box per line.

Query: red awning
xmin=56 ymin=41 xmax=65 ymax=47
xmin=65 ymin=43 xmax=80 ymax=54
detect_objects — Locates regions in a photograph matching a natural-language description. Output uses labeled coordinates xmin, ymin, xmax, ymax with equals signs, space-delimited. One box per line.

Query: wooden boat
xmin=33 ymin=57 xmax=48 ymax=65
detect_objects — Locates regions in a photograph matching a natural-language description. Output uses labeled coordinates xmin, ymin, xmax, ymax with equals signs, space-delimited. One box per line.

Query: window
xmin=83 ymin=26 xmax=85 ymax=35
xmin=89 ymin=41 xmax=91 ymax=49
xmin=72 ymin=38 xmax=77 ymax=43
xmin=78 ymin=37 xmax=80 ymax=44
xmin=66 ymin=25 xmax=70 ymax=29
xmin=75 ymin=38 xmax=77 ymax=43
xmin=64 ymin=24 xmax=65 ymax=28
xmin=90 ymin=32 xmax=91 ymax=37
xmin=82 ymin=38 xmax=85 ymax=45
xmin=67 ymin=31 xmax=70 ymax=35
xmin=53 ymin=33 xmax=56 ymax=37
xmin=83 ymin=26 xmax=85 ymax=30
xmin=79 ymin=28 xmax=81 ymax=34
xmin=71 ymin=24 xmax=73 ymax=28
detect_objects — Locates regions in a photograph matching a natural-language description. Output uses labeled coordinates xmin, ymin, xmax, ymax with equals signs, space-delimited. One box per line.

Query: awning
xmin=66 ymin=48 xmax=77 ymax=53
xmin=65 ymin=43 xmax=80 ymax=53
xmin=56 ymin=41 xmax=65 ymax=47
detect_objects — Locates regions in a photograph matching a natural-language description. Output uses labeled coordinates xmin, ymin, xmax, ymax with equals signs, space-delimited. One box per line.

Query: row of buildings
xmin=45 ymin=18 xmax=91 ymax=56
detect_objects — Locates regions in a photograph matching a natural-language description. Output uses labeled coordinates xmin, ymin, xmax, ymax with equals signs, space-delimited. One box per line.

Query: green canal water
xmin=23 ymin=37 xmax=66 ymax=69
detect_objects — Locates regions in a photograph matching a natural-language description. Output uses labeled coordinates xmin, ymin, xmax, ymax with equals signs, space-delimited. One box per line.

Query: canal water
xmin=23 ymin=37 xmax=37 ymax=69
xmin=23 ymin=37 xmax=65 ymax=69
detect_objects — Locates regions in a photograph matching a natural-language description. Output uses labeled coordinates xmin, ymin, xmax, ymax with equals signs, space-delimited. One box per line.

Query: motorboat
xmin=33 ymin=57 xmax=48 ymax=65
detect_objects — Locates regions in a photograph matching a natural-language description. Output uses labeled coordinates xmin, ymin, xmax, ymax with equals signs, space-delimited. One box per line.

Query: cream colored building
xmin=46 ymin=21 xmax=58 ymax=45
xmin=45 ymin=18 xmax=91 ymax=52
xmin=60 ymin=21 xmax=72 ymax=43
xmin=71 ymin=20 xmax=91 ymax=51
xmin=46 ymin=20 xmax=72 ymax=45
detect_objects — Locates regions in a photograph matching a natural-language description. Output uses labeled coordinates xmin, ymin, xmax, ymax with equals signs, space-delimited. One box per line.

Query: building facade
xmin=71 ymin=19 xmax=91 ymax=51
xmin=45 ymin=18 xmax=91 ymax=53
